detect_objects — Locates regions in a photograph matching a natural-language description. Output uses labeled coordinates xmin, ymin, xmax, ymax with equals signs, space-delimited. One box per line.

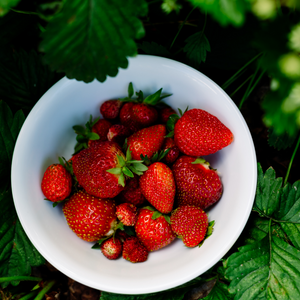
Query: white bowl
xmin=11 ymin=55 xmax=257 ymax=295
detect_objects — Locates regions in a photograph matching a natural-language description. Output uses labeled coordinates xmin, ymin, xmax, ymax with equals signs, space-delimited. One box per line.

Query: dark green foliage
xmin=268 ymin=127 xmax=297 ymax=150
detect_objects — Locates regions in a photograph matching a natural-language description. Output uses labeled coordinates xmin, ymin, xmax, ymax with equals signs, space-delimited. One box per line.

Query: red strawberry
xmin=115 ymin=230 xmax=130 ymax=243
xmin=132 ymin=103 xmax=158 ymax=128
xmin=135 ymin=207 xmax=176 ymax=251
xmin=172 ymin=156 xmax=223 ymax=210
xmin=63 ymin=190 xmax=117 ymax=242
xmin=122 ymin=236 xmax=148 ymax=263
xmin=100 ymin=99 xmax=123 ymax=120
xmin=107 ymin=124 xmax=132 ymax=146
xmin=116 ymin=203 xmax=138 ymax=226
xmin=170 ymin=205 xmax=208 ymax=247
xmin=118 ymin=175 xmax=146 ymax=207
xmin=127 ymin=124 xmax=166 ymax=160
xmin=159 ymin=107 xmax=177 ymax=124
xmin=174 ymin=108 xmax=233 ymax=156
xmin=119 ymin=102 xmax=140 ymax=132
xmin=88 ymin=119 xmax=112 ymax=147
xmin=41 ymin=164 xmax=72 ymax=202
xmin=100 ymin=237 xmax=122 ymax=260
xmin=162 ymin=137 xmax=180 ymax=164
xmin=72 ymin=141 xmax=125 ymax=198
xmin=139 ymin=162 xmax=175 ymax=214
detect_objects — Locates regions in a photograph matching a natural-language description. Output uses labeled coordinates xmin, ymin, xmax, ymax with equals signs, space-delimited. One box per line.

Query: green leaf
xmin=39 ymin=0 xmax=148 ymax=83
xmin=72 ymin=125 xmax=86 ymax=135
xmin=253 ymin=163 xmax=282 ymax=217
xmin=0 ymin=101 xmax=25 ymax=192
xmin=151 ymin=211 xmax=162 ymax=220
xmin=166 ymin=114 xmax=180 ymax=132
xmin=187 ymin=0 xmax=249 ymax=27
xmin=163 ymin=215 xmax=171 ymax=224
xmin=131 ymin=163 xmax=148 ymax=172
xmin=143 ymin=88 xmax=163 ymax=105
xmin=128 ymin=82 xmax=134 ymax=98
xmin=126 ymin=147 xmax=132 ymax=161
xmin=117 ymin=154 xmax=126 ymax=168
xmin=0 ymin=0 xmax=21 ymax=16
xmin=123 ymin=226 xmax=136 ymax=236
xmin=92 ymin=236 xmax=110 ymax=249
xmin=137 ymin=41 xmax=171 ymax=57
xmin=122 ymin=166 xmax=134 ymax=178
xmin=118 ymin=173 xmax=125 ymax=187
xmin=0 ymin=190 xmax=45 ymax=288
xmin=107 ymin=167 xmax=122 ymax=175
xmin=203 ymin=280 xmax=233 ymax=300
xmin=87 ymin=132 xmax=99 ymax=140
xmin=224 ymin=235 xmax=300 ymax=299
xmin=184 ymin=32 xmax=211 ymax=66
xmin=268 ymin=127 xmax=297 ymax=150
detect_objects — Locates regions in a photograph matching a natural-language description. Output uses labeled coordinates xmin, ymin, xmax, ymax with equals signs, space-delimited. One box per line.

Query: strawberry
xmin=135 ymin=207 xmax=176 ymax=251
xmin=118 ymin=175 xmax=146 ymax=207
xmin=131 ymin=103 xmax=158 ymax=128
xmin=161 ymin=137 xmax=180 ymax=164
xmin=88 ymin=119 xmax=112 ymax=147
xmin=107 ymin=124 xmax=132 ymax=146
xmin=63 ymin=190 xmax=117 ymax=242
xmin=139 ymin=162 xmax=175 ymax=214
xmin=100 ymin=99 xmax=123 ymax=120
xmin=174 ymin=108 xmax=233 ymax=156
xmin=100 ymin=237 xmax=122 ymax=260
xmin=41 ymin=164 xmax=72 ymax=202
xmin=115 ymin=230 xmax=130 ymax=243
xmin=159 ymin=107 xmax=177 ymax=124
xmin=122 ymin=236 xmax=148 ymax=263
xmin=119 ymin=102 xmax=140 ymax=132
xmin=116 ymin=203 xmax=138 ymax=226
xmin=170 ymin=205 xmax=208 ymax=247
xmin=172 ymin=156 xmax=223 ymax=210
xmin=127 ymin=124 xmax=166 ymax=160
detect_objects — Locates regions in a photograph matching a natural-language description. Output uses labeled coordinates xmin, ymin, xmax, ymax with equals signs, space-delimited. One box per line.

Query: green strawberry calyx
xmin=165 ymin=107 xmax=188 ymax=138
xmin=143 ymin=206 xmax=171 ymax=224
xmin=106 ymin=147 xmax=148 ymax=187
xmin=198 ymin=220 xmax=215 ymax=248
xmin=191 ymin=157 xmax=217 ymax=171
xmin=140 ymin=148 xmax=170 ymax=166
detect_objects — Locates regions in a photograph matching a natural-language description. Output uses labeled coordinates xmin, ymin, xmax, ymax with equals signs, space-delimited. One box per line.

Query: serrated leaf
xmin=184 ymin=32 xmax=211 ymax=66
xmin=39 ymin=0 xmax=148 ymax=83
xmin=268 ymin=127 xmax=297 ymax=150
xmin=0 ymin=190 xmax=45 ymax=288
xmin=137 ymin=41 xmax=171 ymax=57
xmin=0 ymin=0 xmax=21 ymax=16
xmin=253 ymin=163 xmax=282 ymax=217
xmin=203 ymin=280 xmax=233 ymax=300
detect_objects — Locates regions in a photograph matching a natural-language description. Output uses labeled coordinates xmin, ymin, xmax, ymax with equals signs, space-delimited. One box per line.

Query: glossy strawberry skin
xmin=41 ymin=164 xmax=72 ymax=202
xmin=159 ymin=107 xmax=177 ymax=124
xmin=116 ymin=203 xmax=138 ymax=226
xmin=139 ymin=162 xmax=175 ymax=214
xmin=122 ymin=236 xmax=148 ymax=263
xmin=63 ymin=190 xmax=117 ymax=242
xmin=170 ymin=205 xmax=208 ymax=247
xmin=162 ymin=137 xmax=180 ymax=164
xmin=72 ymin=141 xmax=125 ymax=198
xmin=172 ymin=156 xmax=223 ymax=210
xmin=101 ymin=237 xmax=122 ymax=260
xmin=107 ymin=124 xmax=132 ymax=146
xmin=132 ymin=103 xmax=158 ymax=128
xmin=120 ymin=102 xmax=140 ymax=132
xmin=135 ymin=208 xmax=176 ymax=252
xmin=100 ymin=99 xmax=123 ymax=120
xmin=174 ymin=108 xmax=233 ymax=156
xmin=127 ymin=124 xmax=167 ymax=160
xmin=88 ymin=119 xmax=112 ymax=147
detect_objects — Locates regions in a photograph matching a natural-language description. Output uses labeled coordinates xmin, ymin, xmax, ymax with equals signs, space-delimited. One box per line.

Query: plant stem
xmin=230 ymin=75 xmax=253 ymax=98
xmin=19 ymin=290 xmax=39 ymax=300
xmin=0 ymin=276 xmax=42 ymax=283
xmin=284 ymin=134 xmax=300 ymax=186
xmin=33 ymin=281 xmax=56 ymax=300
xmin=170 ymin=6 xmax=196 ymax=49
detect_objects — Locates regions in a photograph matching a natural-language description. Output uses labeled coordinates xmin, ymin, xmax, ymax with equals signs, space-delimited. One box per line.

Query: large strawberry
xmin=127 ymin=124 xmax=166 ymax=160
xmin=41 ymin=163 xmax=72 ymax=202
xmin=63 ymin=190 xmax=117 ymax=242
xmin=139 ymin=162 xmax=175 ymax=214
xmin=170 ymin=205 xmax=208 ymax=247
xmin=135 ymin=207 xmax=176 ymax=251
xmin=173 ymin=108 xmax=233 ymax=156
xmin=172 ymin=156 xmax=223 ymax=210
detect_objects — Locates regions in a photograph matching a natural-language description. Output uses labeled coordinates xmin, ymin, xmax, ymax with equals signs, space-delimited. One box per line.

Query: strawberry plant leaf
xmin=184 ymin=32 xmax=211 ymax=66
xmin=39 ymin=0 xmax=148 ymax=83
xmin=0 ymin=190 xmax=45 ymax=288
xmin=0 ymin=0 xmax=21 ymax=16
xmin=202 ymin=280 xmax=233 ymax=299
xmin=268 ymin=127 xmax=297 ymax=150
xmin=137 ymin=41 xmax=171 ymax=57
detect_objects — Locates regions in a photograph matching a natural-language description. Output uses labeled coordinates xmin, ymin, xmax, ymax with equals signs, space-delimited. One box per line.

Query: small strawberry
xmin=170 ymin=205 xmax=208 ymax=247
xmin=172 ymin=156 xmax=223 ymax=210
xmin=107 ymin=124 xmax=132 ymax=146
xmin=161 ymin=137 xmax=180 ymax=164
xmin=116 ymin=203 xmax=138 ymax=226
xmin=63 ymin=190 xmax=117 ymax=242
xmin=159 ymin=107 xmax=177 ymax=124
xmin=100 ymin=99 xmax=123 ymax=120
xmin=174 ymin=108 xmax=233 ymax=156
xmin=131 ymin=103 xmax=158 ymax=128
xmin=118 ymin=175 xmax=146 ymax=207
xmin=127 ymin=124 xmax=167 ymax=160
xmin=115 ymin=230 xmax=130 ymax=243
xmin=122 ymin=236 xmax=148 ymax=263
xmin=100 ymin=237 xmax=122 ymax=260
xmin=139 ymin=162 xmax=175 ymax=214
xmin=135 ymin=207 xmax=176 ymax=252
xmin=41 ymin=163 xmax=72 ymax=202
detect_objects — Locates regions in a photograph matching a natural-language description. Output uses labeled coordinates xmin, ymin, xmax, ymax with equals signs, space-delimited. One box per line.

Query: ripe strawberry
xmin=63 ymin=190 xmax=117 ymax=242
xmin=174 ymin=108 xmax=233 ymax=156
xmin=41 ymin=164 xmax=72 ymax=202
xmin=119 ymin=102 xmax=140 ymax=132
xmin=159 ymin=107 xmax=177 ymax=124
xmin=122 ymin=236 xmax=148 ymax=263
xmin=118 ymin=175 xmax=146 ymax=207
xmin=172 ymin=156 xmax=223 ymax=210
xmin=72 ymin=141 xmax=125 ymax=198
xmin=132 ymin=103 xmax=158 ymax=128
xmin=100 ymin=237 xmax=122 ymax=260
xmin=135 ymin=207 xmax=176 ymax=251
xmin=127 ymin=124 xmax=166 ymax=160
xmin=170 ymin=205 xmax=208 ymax=247
xmin=88 ymin=119 xmax=112 ymax=147
xmin=139 ymin=162 xmax=175 ymax=214
xmin=116 ymin=203 xmax=138 ymax=226
xmin=107 ymin=124 xmax=132 ymax=146
xmin=161 ymin=137 xmax=180 ymax=164
xmin=115 ymin=230 xmax=130 ymax=243
xmin=100 ymin=99 xmax=123 ymax=120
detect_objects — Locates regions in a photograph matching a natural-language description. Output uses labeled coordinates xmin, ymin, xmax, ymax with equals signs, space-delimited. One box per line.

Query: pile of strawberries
xmin=41 ymin=83 xmax=233 ymax=263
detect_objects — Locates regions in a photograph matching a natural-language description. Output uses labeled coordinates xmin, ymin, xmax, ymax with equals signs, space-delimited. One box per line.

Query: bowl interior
xmin=11 ymin=55 xmax=257 ymax=294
